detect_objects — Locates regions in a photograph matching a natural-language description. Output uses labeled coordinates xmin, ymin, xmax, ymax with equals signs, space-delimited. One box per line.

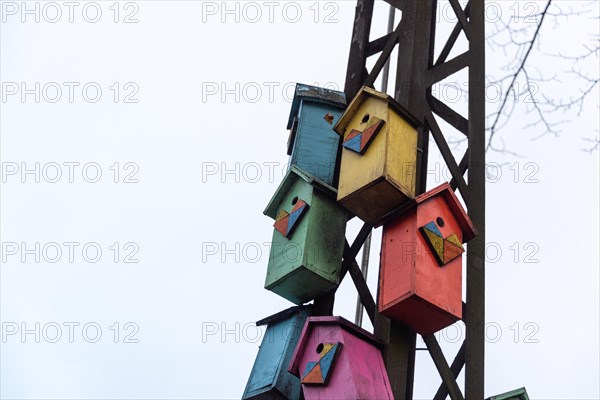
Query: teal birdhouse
xmin=486 ymin=388 xmax=530 ymax=400
xmin=264 ymin=166 xmax=347 ymax=304
xmin=242 ymin=306 xmax=312 ymax=400
xmin=286 ymin=84 xmax=346 ymax=187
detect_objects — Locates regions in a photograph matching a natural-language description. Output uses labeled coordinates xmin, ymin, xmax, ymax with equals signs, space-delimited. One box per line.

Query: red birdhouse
xmin=378 ymin=182 xmax=477 ymax=335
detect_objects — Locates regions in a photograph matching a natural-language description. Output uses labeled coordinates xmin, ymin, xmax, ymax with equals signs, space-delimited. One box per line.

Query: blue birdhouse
xmin=286 ymin=83 xmax=346 ymax=187
xmin=242 ymin=306 xmax=312 ymax=400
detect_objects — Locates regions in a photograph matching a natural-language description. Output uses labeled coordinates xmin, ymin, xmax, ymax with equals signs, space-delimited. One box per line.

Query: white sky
xmin=1 ymin=1 xmax=598 ymax=399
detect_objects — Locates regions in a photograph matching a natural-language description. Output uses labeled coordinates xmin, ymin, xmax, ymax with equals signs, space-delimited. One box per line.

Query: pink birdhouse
xmin=288 ymin=316 xmax=393 ymax=400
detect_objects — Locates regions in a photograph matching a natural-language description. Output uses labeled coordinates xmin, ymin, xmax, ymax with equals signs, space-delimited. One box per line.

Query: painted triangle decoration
xmin=273 ymin=199 xmax=309 ymax=239
xmin=301 ymin=362 xmax=323 ymax=384
xmin=419 ymin=221 xmax=465 ymax=266
xmin=342 ymin=117 xmax=385 ymax=154
xmin=301 ymin=342 xmax=342 ymax=385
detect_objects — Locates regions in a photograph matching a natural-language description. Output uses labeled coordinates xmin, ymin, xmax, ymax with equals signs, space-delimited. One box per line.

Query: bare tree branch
xmin=582 ymin=137 xmax=600 ymax=153
xmin=485 ymin=0 xmax=599 ymax=153
xmin=486 ymin=0 xmax=553 ymax=152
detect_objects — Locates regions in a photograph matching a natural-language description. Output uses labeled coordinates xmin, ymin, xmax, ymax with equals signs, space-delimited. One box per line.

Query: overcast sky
xmin=1 ymin=1 xmax=599 ymax=399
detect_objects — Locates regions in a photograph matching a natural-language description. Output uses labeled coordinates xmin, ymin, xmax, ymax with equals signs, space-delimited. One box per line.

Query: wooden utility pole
xmin=332 ymin=0 xmax=486 ymax=398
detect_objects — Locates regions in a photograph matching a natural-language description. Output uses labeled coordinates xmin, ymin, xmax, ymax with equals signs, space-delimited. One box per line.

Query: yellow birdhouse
xmin=333 ymin=86 xmax=420 ymax=224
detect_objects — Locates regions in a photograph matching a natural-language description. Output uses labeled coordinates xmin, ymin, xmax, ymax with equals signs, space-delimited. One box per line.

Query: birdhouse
xmin=264 ymin=166 xmax=347 ymax=305
xmin=286 ymin=83 xmax=346 ymax=187
xmin=242 ymin=306 xmax=312 ymax=400
xmin=378 ymin=182 xmax=477 ymax=335
xmin=288 ymin=316 xmax=393 ymax=400
xmin=486 ymin=387 xmax=530 ymax=400
xmin=333 ymin=86 xmax=420 ymax=224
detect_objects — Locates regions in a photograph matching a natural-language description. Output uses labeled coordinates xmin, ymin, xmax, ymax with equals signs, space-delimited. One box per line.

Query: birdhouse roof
xmin=264 ymin=166 xmax=337 ymax=219
xmin=287 ymin=83 xmax=347 ymax=130
xmin=288 ymin=316 xmax=383 ymax=376
xmin=255 ymin=305 xmax=312 ymax=327
xmin=416 ymin=182 xmax=478 ymax=242
xmin=486 ymin=387 xmax=529 ymax=400
xmin=334 ymin=86 xmax=421 ymax=135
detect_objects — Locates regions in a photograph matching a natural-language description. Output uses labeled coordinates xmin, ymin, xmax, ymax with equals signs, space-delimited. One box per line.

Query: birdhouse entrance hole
xmin=316 ymin=343 xmax=324 ymax=354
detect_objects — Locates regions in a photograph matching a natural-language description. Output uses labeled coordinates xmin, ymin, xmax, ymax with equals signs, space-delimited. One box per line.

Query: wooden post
xmin=465 ymin=0 xmax=486 ymax=397
xmin=341 ymin=0 xmax=485 ymax=397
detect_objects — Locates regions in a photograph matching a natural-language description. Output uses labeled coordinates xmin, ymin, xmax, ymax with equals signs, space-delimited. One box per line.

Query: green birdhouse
xmin=486 ymin=388 xmax=530 ymax=400
xmin=264 ymin=166 xmax=347 ymax=305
